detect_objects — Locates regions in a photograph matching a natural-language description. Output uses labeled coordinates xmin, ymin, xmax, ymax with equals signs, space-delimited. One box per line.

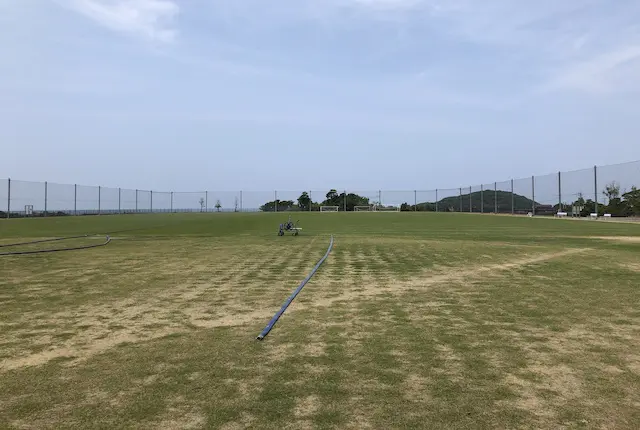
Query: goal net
xmin=320 ymin=206 xmax=339 ymax=212
xmin=374 ymin=205 xmax=400 ymax=212
xmin=354 ymin=206 xmax=374 ymax=212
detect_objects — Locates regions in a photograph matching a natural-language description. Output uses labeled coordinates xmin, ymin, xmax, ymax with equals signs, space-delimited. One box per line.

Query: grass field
xmin=1 ymin=212 xmax=639 ymax=429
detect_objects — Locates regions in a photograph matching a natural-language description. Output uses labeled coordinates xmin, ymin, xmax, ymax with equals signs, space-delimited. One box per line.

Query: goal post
xmin=320 ymin=206 xmax=339 ymax=212
xmin=374 ymin=205 xmax=400 ymax=212
xmin=354 ymin=205 xmax=374 ymax=212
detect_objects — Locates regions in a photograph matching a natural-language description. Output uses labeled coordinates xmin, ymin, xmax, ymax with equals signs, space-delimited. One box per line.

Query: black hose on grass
xmin=256 ymin=235 xmax=334 ymax=341
xmin=0 ymin=235 xmax=111 ymax=256
xmin=0 ymin=217 xmax=186 ymax=255
xmin=0 ymin=234 xmax=93 ymax=248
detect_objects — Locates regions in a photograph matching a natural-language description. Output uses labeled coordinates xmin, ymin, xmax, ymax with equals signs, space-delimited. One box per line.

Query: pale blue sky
xmin=2 ymin=0 xmax=640 ymax=196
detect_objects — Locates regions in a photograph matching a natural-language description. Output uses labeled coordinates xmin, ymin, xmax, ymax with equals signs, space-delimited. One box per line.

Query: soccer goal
xmin=354 ymin=206 xmax=374 ymax=212
xmin=375 ymin=205 xmax=400 ymax=212
xmin=320 ymin=206 xmax=339 ymax=212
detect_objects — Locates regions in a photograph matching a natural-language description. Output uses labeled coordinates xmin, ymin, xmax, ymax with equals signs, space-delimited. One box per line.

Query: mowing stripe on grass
xmin=256 ymin=235 xmax=334 ymax=340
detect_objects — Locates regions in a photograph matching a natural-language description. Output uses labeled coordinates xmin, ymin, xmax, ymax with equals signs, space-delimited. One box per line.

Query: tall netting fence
xmin=495 ymin=180 xmax=513 ymax=213
xmin=0 ymin=178 xmax=7 ymax=216
xmin=380 ymin=190 xmax=413 ymax=209
xmin=2 ymin=159 xmax=639 ymax=218
xmin=172 ymin=191 xmax=207 ymax=212
xmin=241 ymin=191 xmax=276 ymax=212
xmin=533 ymin=172 xmax=559 ymax=214
xmin=47 ymin=182 xmax=75 ymax=213
xmin=561 ymin=167 xmax=596 ymax=215
xmin=75 ymin=185 xmax=99 ymax=214
xmin=100 ymin=187 xmax=119 ymax=213
xmin=597 ymin=161 xmax=639 ymax=205
xmin=434 ymin=188 xmax=457 ymax=212
xmin=9 ymin=180 xmax=45 ymax=215
xmin=415 ymin=190 xmax=436 ymax=211
xmin=512 ymin=176 xmax=534 ymax=214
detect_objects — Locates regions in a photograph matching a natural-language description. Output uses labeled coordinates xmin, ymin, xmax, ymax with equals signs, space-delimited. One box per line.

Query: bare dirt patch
xmin=294 ymin=395 xmax=320 ymax=418
xmin=589 ymin=236 xmax=640 ymax=243
xmin=307 ymin=248 xmax=590 ymax=309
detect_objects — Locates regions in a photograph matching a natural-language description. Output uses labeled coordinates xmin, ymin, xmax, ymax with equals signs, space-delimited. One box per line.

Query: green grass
xmin=1 ymin=212 xmax=639 ymax=429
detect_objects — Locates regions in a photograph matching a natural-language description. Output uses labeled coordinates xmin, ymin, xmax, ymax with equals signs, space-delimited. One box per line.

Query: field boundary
xmin=256 ymin=234 xmax=334 ymax=340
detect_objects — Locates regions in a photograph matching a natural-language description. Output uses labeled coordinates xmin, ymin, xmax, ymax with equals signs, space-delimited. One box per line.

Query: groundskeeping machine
xmin=278 ymin=215 xmax=302 ymax=236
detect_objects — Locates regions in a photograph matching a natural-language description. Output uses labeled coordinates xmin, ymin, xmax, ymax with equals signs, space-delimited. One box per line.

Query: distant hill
xmin=403 ymin=190 xmax=542 ymax=213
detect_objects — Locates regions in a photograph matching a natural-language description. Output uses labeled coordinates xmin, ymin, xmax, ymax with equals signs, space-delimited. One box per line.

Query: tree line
xmin=259 ymin=182 xmax=640 ymax=216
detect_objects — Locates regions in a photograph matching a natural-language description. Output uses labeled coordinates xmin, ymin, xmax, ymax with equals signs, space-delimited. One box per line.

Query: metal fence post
xmin=459 ymin=187 xmax=462 ymax=212
xmin=98 ymin=186 xmax=101 ymax=215
xmin=558 ymin=171 xmax=562 ymax=210
xmin=435 ymin=189 xmax=439 ymax=212
xmin=511 ymin=179 xmax=514 ymax=214
xmin=150 ymin=190 xmax=153 ymax=213
xmin=170 ymin=192 xmax=173 ymax=213
xmin=274 ymin=190 xmax=277 ymax=212
xmin=44 ymin=181 xmax=48 ymax=216
xmin=594 ymin=165 xmax=598 ymax=214
xmin=481 ymin=184 xmax=484 ymax=213
xmin=494 ymin=182 xmax=497 ymax=213
xmin=6 ymin=178 xmax=10 ymax=218
xmin=414 ymin=190 xmax=416 ymax=211
xmin=74 ymin=184 xmax=77 ymax=215
xmin=135 ymin=189 xmax=138 ymax=213
xmin=531 ymin=176 xmax=535 ymax=215
xmin=205 ymin=191 xmax=208 ymax=213
xmin=343 ymin=190 xmax=347 ymax=211
xmin=240 ymin=191 xmax=243 ymax=212
xmin=118 ymin=188 xmax=121 ymax=214
xmin=469 ymin=186 xmax=472 ymax=212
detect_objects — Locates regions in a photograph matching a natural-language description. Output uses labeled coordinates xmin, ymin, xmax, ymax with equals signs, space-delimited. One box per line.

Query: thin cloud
xmin=58 ymin=0 xmax=179 ymax=43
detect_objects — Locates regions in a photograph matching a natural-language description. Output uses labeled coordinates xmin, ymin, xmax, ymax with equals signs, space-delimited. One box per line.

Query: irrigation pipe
xmin=0 ymin=217 xmax=186 ymax=256
xmin=256 ymin=235 xmax=334 ymax=341
xmin=0 ymin=235 xmax=111 ymax=256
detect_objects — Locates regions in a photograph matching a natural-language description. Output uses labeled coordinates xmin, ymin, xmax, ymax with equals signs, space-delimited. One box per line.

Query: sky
xmin=1 ymin=0 xmax=640 ymax=195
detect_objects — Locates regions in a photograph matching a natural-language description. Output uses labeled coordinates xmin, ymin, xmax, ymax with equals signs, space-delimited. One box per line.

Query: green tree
xmin=259 ymin=200 xmax=295 ymax=212
xmin=622 ymin=186 xmax=640 ymax=216
xmin=297 ymin=192 xmax=312 ymax=211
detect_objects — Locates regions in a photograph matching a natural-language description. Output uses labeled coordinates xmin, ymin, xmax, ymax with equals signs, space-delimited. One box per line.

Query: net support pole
xmin=414 ymin=190 xmax=416 ymax=211
xmin=206 ymin=191 xmax=208 ymax=213
xmin=136 ymin=189 xmax=138 ymax=213
xmin=511 ymin=179 xmax=514 ymax=214
xmin=459 ymin=187 xmax=462 ymax=212
xmin=558 ymin=171 xmax=562 ymax=210
xmin=170 ymin=192 xmax=173 ymax=213
xmin=150 ymin=190 xmax=153 ymax=213
xmin=98 ymin=186 xmax=101 ymax=215
xmin=469 ymin=186 xmax=472 ymax=212
xmin=6 ymin=178 xmax=10 ymax=219
xmin=594 ymin=165 xmax=598 ymax=215
xmin=74 ymin=184 xmax=77 ymax=215
xmin=240 ymin=190 xmax=243 ymax=212
xmin=481 ymin=184 xmax=484 ymax=213
xmin=44 ymin=181 xmax=48 ymax=217
xmin=436 ymin=189 xmax=439 ymax=212
xmin=531 ymin=176 xmax=535 ymax=215
xmin=494 ymin=182 xmax=498 ymax=213
xmin=118 ymin=188 xmax=121 ymax=214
